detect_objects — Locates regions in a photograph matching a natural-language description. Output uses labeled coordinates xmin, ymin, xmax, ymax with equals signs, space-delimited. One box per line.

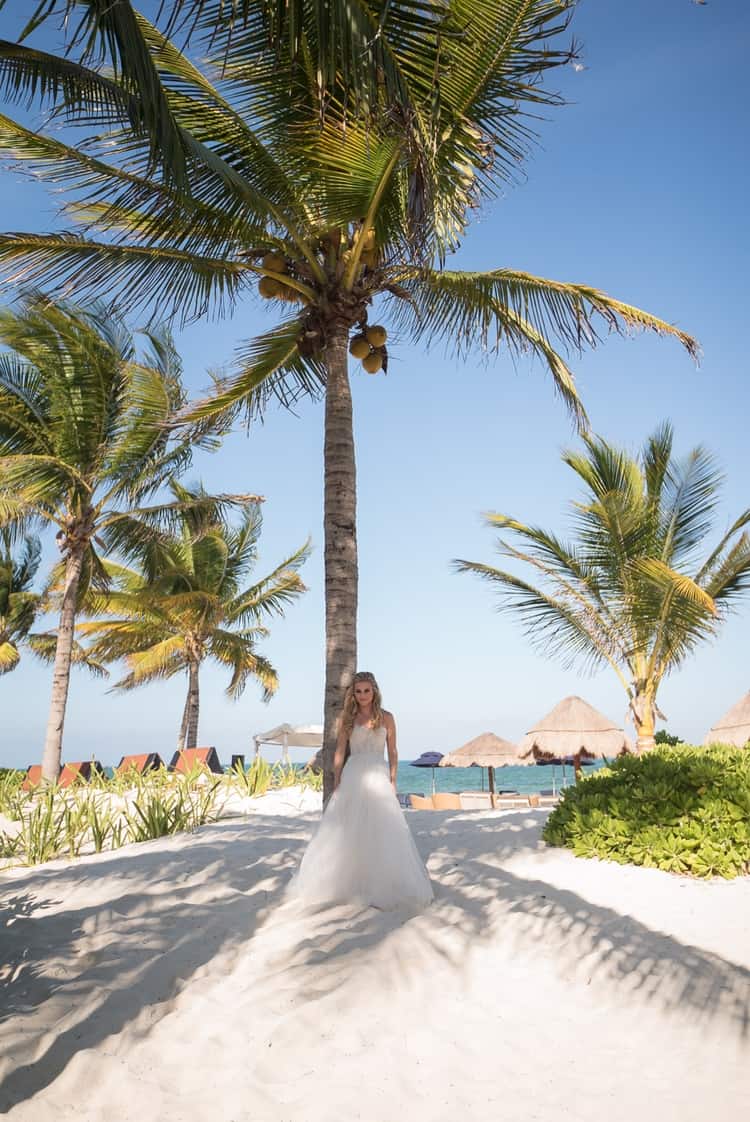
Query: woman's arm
xmin=385 ymin=712 xmax=398 ymax=791
xmin=333 ymin=724 xmax=348 ymax=790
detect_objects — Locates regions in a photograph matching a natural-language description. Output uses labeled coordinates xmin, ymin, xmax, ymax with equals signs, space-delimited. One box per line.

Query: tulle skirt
xmin=289 ymin=753 xmax=433 ymax=910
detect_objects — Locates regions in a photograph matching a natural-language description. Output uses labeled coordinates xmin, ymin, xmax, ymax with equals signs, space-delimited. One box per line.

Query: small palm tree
xmin=455 ymin=424 xmax=750 ymax=750
xmin=79 ymin=484 xmax=308 ymax=749
xmin=0 ymin=6 xmax=699 ymax=796
xmin=0 ymin=297 xmax=234 ymax=781
xmin=0 ymin=530 xmax=41 ymax=674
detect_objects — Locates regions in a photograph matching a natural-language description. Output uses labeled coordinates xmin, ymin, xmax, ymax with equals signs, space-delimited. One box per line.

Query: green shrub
xmin=543 ymin=744 xmax=750 ymax=879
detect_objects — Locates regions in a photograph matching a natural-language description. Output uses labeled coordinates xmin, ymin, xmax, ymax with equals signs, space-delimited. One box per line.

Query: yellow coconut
xmin=362 ymin=227 xmax=377 ymax=251
xmin=365 ymin=325 xmax=387 ymax=347
xmin=362 ymin=351 xmax=383 ymax=374
xmin=258 ymin=276 xmax=281 ymax=299
xmin=262 ymin=251 xmax=286 ymax=272
xmin=349 ymin=336 xmax=370 ymax=360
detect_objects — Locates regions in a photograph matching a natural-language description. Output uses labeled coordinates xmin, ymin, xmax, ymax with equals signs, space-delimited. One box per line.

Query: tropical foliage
xmin=78 ymin=483 xmax=308 ymax=749
xmin=0 ymin=3 xmax=699 ymax=797
xmin=543 ymin=744 xmax=750 ymax=879
xmin=0 ymin=297 xmax=230 ymax=782
xmin=456 ymin=424 xmax=750 ymax=749
xmin=0 ymin=759 xmax=322 ymax=868
xmin=0 ymin=530 xmax=41 ymax=674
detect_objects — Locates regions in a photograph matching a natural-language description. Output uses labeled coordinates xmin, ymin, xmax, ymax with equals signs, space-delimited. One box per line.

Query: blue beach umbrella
xmin=409 ymin=751 xmax=444 ymax=795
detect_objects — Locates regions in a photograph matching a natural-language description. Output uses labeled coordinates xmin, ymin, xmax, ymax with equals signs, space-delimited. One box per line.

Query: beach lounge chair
xmin=116 ymin=752 xmax=164 ymax=775
xmin=23 ymin=761 xmax=104 ymax=789
xmin=22 ymin=765 xmax=42 ymax=791
xmin=458 ymin=790 xmax=492 ymax=810
xmin=433 ymin=792 xmax=462 ymax=810
xmin=59 ymin=761 xmax=105 ymax=787
xmin=410 ymin=793 xmax=435 ymax=810
xmin=168 ymin=746 xmax=223 ymax=774
xmin=493 ymin=793 xmax=531 ymax=810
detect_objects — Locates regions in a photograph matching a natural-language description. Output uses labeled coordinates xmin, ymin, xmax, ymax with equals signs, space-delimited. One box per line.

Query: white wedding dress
xmin=290 ymin=723 xmax=433 ymax=909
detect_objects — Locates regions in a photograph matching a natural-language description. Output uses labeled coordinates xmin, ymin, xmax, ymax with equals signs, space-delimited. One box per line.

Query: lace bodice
xmin=349 ymin=723 xmax=387 ymax=756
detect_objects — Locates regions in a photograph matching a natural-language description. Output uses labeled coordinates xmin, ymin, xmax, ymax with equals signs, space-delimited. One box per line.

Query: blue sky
xmin=1 ymin=0 xmax=748 ymax=768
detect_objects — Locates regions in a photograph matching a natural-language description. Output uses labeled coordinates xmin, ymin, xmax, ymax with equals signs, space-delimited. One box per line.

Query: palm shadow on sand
xmin=0 ymin=809 xmax=748 ymax=1110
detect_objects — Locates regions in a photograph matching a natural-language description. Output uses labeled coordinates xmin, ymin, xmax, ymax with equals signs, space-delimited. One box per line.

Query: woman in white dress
xmin=290 ymin=671 xmax=433 ymax=909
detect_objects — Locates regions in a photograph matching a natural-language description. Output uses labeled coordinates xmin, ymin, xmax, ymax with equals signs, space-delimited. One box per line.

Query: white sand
xmin=1 ymin=795 xmax=749 ymax=1121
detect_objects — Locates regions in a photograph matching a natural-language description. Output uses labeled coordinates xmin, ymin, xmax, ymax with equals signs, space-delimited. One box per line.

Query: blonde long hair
xmin=339 ymin=671 xmax=384 ymax=737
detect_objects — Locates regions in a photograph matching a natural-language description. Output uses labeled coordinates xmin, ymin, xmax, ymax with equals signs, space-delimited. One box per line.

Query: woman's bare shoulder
xmin=382 ymin=709 xmax=396 ymax=727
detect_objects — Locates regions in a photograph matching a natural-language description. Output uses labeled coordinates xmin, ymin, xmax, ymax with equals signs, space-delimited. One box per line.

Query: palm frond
xmin=0 ymin=231 xmax=252 ymax=322
xmin=0 ymin=639 xmax=20 ymax=673
xmin=183 ymin=319 xmax=326 ymax=424
xmin=390 ymin=266 xmax=699 ymax=363
xmin=26 ymin=630 xmax=109 ymax=676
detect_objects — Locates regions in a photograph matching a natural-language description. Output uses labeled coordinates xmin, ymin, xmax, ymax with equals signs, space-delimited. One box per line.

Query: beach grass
xmin=0 ymin=758 xmax=322 ymax=869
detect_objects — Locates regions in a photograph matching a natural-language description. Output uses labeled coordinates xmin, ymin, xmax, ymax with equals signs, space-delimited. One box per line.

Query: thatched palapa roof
xmin=518 ymin=695 xmax=631 ymax=760
xmin=439 ymin=732 xmax=528 ymax=768
xmin=705 ymin=691 xmax=750 ymax=748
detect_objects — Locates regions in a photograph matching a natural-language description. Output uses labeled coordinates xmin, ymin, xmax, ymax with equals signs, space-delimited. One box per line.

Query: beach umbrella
xmin=439 ymin=732 xmax=529 ymax=807
xmin=704 ymin=690 xmax=750 ymax=748
xmin=409 ymin=751 xmax=444 ymax=795
xmin=519 ymin=695 xmax=631 ymax=782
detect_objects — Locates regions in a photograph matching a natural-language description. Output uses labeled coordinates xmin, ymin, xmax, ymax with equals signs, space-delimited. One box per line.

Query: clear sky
xmin=1 ymin=0 xmax=748 ymax=768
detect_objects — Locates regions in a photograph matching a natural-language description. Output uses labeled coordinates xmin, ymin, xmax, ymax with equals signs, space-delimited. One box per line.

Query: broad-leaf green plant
xmin=543 ymin=744 xmax=750 ymax=879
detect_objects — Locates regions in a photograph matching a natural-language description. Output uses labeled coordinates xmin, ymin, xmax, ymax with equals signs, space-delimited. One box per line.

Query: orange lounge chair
xmin=433 ymin=792 xmax=462 ymax=810
xmin=23 ymin=761 xmax=104 ymax=789
xmin=59 ymin=761 xmax=105 ymax=787
xmin=22 ymin=764 xmax=43 ymax=791
xmin=168 ymin=746 xmax=223 ymax=774
xmin=410 ymin=793 xmax=435 ymax=810
xmin=115 ymin=752 xmax=164 ymax=775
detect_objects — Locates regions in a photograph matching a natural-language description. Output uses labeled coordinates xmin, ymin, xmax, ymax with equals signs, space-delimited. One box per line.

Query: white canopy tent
xmin=253 ymin=723 xmax=323 ymax=764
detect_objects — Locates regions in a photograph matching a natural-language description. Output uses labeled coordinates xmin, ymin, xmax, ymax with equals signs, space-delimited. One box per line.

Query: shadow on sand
xmin=0 ymin=809 xmax=748 ymax=1109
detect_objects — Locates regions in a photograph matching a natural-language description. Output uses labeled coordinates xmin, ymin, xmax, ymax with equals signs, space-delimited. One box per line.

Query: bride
xmin=290 ymin=671 xmax=433 ymax=909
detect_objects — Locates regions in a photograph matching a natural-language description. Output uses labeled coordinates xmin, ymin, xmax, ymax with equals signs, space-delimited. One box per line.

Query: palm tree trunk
xmin=178 ymin=688 xmax=190 ymax=750
xmin=185 ymin=658 xmax=200 ymax=748
xmin=632 ymin=689 xmax=657 ymax=753
xmin=322 ymin=320 xmax=358 ymax=803
xmin=40 ymin=544 xmax=85 ymax=783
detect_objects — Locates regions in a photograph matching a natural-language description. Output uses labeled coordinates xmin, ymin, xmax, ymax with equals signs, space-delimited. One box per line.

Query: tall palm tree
xmin=79 ymin=484 xmax=308 ymax=749
xmin=0 ymin=6 xmax=698 ymax=796
xmin=0 ymin=530 xmax=41 ymax=674
xmin=455 ymin=424 xmax=750 ymax=750
xmin=0 ymin=297 xmax=236 ymax=782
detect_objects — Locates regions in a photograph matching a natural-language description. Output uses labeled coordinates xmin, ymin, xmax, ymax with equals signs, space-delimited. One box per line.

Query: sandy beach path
xmin=1 ymin=807 xmax=749 ymax=1121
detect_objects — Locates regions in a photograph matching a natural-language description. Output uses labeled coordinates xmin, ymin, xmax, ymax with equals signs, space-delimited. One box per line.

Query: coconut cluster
xmin=349 ymin=324 xmax=387 ymax=374
xmin=257 ymin=252 xmax=307 ymax=303
xmin=256 ymin=225 xmax=384 ymax=365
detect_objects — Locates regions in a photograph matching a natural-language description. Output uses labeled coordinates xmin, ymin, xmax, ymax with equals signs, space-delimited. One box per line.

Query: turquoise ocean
xmin=90 ymin=758 xmax=603 ymax=794
xmin=394 ymin=760 xmax=603 ymax=796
